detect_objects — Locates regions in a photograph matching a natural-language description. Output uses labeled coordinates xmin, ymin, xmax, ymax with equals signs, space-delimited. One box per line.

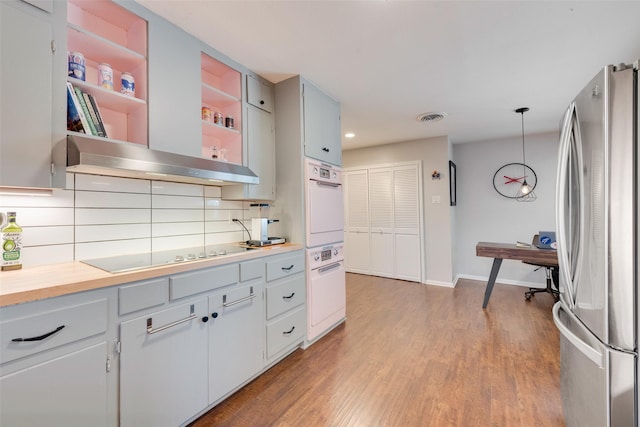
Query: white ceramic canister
xmin=98 ymin=63 xmax=114 ymax=90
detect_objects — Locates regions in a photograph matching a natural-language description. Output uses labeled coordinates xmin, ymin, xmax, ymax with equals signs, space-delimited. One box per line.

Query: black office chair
xmin=523 ymin=235 xmax=560 ymax=302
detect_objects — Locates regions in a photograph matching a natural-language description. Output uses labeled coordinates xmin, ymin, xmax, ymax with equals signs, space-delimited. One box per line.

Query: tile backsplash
xmin=0 ymin=174 xmax=251 ymax=268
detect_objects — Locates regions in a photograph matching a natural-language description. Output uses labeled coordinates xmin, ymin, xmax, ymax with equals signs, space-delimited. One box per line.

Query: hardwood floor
xmin=191 ymin=274 xmax=564 ymax=427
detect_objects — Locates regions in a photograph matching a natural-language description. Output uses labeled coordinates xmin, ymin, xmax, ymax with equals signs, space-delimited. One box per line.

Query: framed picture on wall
xmin=449 ymin=160 xmax=457 ymax=206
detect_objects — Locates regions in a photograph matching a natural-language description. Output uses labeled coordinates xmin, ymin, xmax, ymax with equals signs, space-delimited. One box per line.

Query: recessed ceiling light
xmin=416 ymin=112 xmax=447 ymax=123
xmin=345 ymin=132 xmax=355 ymax=138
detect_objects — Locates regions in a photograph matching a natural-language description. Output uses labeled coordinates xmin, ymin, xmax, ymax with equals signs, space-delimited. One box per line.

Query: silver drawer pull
xmin=282 ymin=292 xmax=295 ymax=300
xmin=223 ymin=287 xmax=256 ymax=307
xmin=147 ymin=304 xmax=197 ymax=335
xmin=283 ymin=326 xmax=295 ymax=335
xmin=11 ymin=325 xmax=65 ymax=342
xmin=281 ymin=265 xmax=294 ymax=271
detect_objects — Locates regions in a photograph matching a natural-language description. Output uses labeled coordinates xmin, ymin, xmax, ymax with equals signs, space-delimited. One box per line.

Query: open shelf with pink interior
xmin=201 ymin=53 xmax=242 ymax=164
xmin=67 ymin=0 xmax=147 ymax=145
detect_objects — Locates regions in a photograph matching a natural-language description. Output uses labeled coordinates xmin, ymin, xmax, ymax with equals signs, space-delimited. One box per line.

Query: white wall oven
xmin=306 ymin=243 xmax=346 ymax=342
xmin=304 ymin=158 xmax=344 ymax=248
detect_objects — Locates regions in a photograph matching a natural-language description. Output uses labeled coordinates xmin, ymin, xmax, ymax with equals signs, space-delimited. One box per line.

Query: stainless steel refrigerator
xmin=553 ymin=60 xmax=638 ymax=426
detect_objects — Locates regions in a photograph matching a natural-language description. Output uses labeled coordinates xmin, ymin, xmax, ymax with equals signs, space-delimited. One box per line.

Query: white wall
xmin=452 ymin=131 xmax=559 ymax=287
xmin=342 ymin=136 xmax=454 ymax=286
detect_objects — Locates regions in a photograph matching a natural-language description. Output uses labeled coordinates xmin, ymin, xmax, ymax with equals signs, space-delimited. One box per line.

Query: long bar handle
xmin=318 ymin=262 xmax=342 ymax=273
xmin=552 ymin=302 xmax=603 ymax=367
xmin=312 ymin=180 xmax=341 ymax=188
xmin=11 ymin=325 xmax=65 ymax=342
xmin=147 ymin=304 xmax=197 ymax=335
xmin=223 ymin=288 xmax=256 ymax=307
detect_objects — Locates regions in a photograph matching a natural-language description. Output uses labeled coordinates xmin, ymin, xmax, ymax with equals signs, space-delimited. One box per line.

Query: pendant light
xmin=514 ymin=107 xmax=537 ymax=202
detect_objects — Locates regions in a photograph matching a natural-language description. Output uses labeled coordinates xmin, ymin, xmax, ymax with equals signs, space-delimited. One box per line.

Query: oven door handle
xmin=318 ymin=262 xmax=343 ymax=273
xmin=311 ymin=179 xmax=341 ymax=188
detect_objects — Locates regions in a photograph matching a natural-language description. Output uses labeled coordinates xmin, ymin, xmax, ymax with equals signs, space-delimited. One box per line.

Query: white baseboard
xmin=423 ymin=279 xmax=455 ymax=288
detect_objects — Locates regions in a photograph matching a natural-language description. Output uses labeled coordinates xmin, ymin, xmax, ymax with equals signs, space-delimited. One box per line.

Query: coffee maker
xmin=246 ymin=204 xmax=285 ymax=246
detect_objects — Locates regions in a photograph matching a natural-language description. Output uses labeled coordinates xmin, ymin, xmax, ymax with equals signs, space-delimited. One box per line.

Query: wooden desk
xmin=476 ymin=242 xmax=558 ymax=308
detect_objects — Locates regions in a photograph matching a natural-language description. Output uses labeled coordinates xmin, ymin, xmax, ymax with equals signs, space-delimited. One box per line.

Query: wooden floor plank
xmin=190 ymin=274 xmax=564 ymax=426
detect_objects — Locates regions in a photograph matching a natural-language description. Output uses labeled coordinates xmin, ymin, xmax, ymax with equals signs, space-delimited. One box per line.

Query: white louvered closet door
xmin=344 ymin=170 xmax=370 ymax=274
xmin=393 ymin=166 xmax=421 ymax=282
xmin=368 ymin=168 xmax=395 ymax=278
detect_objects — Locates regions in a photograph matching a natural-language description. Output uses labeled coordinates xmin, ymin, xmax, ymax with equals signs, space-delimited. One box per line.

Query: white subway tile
xmin=205 ymin=199 xmax=244 ymax=210
xmin=0 ymin=208 xmax=73 ymax=227
xmin=205 ymin=221 xmax=244 ymax=234
xmin=76 ymin=238 xmax=151 ymax=260
xmin=65 ymin=173 xmax=75 ymax=190
xmin=152 ymin=235 xmax=205 ymax=251
xmin=22 ymin=226 xmax=74 ymax=246
xmin=204 ymin=186 xmax=222 ymax=198
xmin=75 ymin=174 xmax=150 ymax=193
xmin=21 ymin=244 xmax=74 ymax=267
xmin=75 ymin=224 xmax=151 ymax=243
xmin=75 ymin=208 xmax=151 ymax=225
xmin=152 ymin=222 xmax=204 ymax=238
xmin=0 ymin=189 xmax=74 ymax=208
xmin=205 ymin=209 xmax=242 ymax=222
xmin=152 ymin=209 xmax=204 ymax=223
xmin=76 ymin=191 xmax=151 ymax=209
xmin=152 ymin=194 xmax=204 ymax=209
xmin=152 ymin=181 xmax=203 ymax=197
xmin=205 ymin=231 xmax=244 ymax=246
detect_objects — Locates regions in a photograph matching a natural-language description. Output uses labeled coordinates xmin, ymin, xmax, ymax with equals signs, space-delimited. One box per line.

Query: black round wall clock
xmin=492 ymin=163 xmax=537 ymax=199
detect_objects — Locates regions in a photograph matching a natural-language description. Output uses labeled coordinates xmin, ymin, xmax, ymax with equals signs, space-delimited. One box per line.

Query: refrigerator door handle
xmin=553 ymin=302 xmax=604 ymax=368
xmin=556 ymin=103 xmax=575 ymax=307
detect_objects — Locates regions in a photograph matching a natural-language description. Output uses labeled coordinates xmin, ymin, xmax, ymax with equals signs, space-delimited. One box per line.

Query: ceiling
xmin=135 ymin=0 xmax=640 ymax=151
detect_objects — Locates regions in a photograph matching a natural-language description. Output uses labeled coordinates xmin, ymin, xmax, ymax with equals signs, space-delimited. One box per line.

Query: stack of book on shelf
xmin=66 ymin=82 xmax=108 ymax=138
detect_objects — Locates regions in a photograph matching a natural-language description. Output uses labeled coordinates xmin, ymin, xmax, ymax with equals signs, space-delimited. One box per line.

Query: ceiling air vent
xmin=416 ymin=112 xmax=447 ymax=123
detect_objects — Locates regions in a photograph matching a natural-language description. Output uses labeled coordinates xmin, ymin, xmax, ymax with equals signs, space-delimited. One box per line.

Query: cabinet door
xmin=247 ymin=74 xmax=273 ymax=113
xmin=1 ymin=342 xmax=108 ymax=427
xmin=303 ymin=82 xmax=342 ymax=166
xmin=246 ymin=105 xmax=275 ymax=200
xmin=148 ymin=15 xmax=201 ymax=157
xmin=393 ymin=167 xmax=421 ymax=281
xmin=0 ymin=1 xmax=53 ymax=188
xmin=120 ymin=299 xmax=208 ymax=427
xmin=369 ymin=168 xmax=395 ymax=277
xmin=208 ymin=282 xmax=264 ymax=404
xmin=344 ymin=170 xmax=370 ymax=273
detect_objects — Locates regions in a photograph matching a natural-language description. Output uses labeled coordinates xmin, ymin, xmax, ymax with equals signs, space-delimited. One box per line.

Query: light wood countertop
xmin=0 ymin=243 xmax=303 ymax=307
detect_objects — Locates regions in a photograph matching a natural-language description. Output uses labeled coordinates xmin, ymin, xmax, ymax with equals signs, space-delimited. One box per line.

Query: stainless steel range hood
xmin=67 ymin=135 xmax=258 ymax=186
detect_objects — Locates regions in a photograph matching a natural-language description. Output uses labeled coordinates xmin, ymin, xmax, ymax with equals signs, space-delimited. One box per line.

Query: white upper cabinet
xmin=247 ymin=74 xmax=273 ymax=113
xmin=1 ymin=0 xmax=65 ymax=188
xmin=147 ymin=14 xmax=200 ymax=156
xmin=303 ymin=81 xmax=341 ymax=166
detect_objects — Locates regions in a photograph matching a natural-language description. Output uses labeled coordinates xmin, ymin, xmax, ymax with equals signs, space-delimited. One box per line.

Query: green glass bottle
xmin=2 ymin=212 xmax=23 ymax=271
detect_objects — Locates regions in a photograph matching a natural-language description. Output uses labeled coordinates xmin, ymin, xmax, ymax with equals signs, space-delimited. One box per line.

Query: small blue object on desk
xmin=537 ymin=231 xmax=557 ymax=249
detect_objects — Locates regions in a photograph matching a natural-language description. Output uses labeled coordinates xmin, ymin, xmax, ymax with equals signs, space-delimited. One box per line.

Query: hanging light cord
xmin=520 ymin=111 xmax=526 ymax=177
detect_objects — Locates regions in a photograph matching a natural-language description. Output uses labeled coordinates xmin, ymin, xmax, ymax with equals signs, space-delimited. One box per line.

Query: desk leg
xmin=482 ymin=258 xmax=503 ymax=308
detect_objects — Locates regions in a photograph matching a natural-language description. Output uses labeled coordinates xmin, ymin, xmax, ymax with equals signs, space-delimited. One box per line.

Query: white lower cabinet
xmin=208 ymin=280 xmax=264 ymax=404
xmin=264 ymin=251 xmax=306 ymax=362
xmin=0 ymin=290 xmax=114 ymax=427
xmin=0 ymin=250 xmax=307 ymax=427
xmin=119 ymin=298 xmax=209 ymax=427
xmin=1 ymin=342 xmax=108 ymax=427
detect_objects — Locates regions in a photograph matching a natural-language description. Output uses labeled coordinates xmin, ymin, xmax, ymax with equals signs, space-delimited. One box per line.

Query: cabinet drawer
xmin=266 ymin=307 xmax=305 ymax=359
xmin=1 ymin=299 xmax=108 ymax=365
xmin=247 ymin=74 xmax=273 ymax=113
xmin=266 ymin=275 xmax=305 ymax=320
xmin=266 ymin=252 xmax=304 ymax=282
xmin=170 ymin=264 xmax=238 ymax=300
xmin=240 ymin=259 xmax=264 ymax=282
xmin=119 ymin=277 xmax=168 ymax=315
